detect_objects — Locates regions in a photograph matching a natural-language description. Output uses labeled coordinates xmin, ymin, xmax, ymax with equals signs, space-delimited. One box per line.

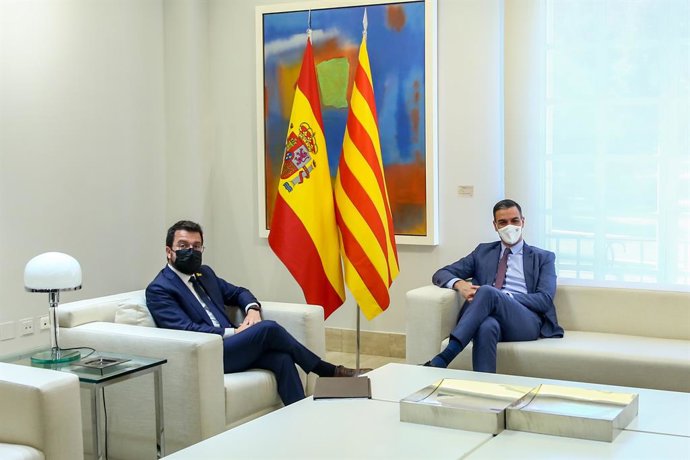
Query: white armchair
xmin=58 ymin=290 xmax=325 ymax=458
xmin=0 ymin=363 xmax=84 ymax=460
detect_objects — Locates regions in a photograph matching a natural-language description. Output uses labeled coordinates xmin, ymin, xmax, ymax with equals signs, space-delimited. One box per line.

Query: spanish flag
xmin=334 ymin=31 xmax=399 ymax=320
xmin=268 ymin=35 xmax=345 ymax=318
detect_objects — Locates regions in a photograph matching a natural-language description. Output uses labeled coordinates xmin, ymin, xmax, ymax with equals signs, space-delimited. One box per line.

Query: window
xmin=507 ymin=0 xmax=689 ymax=288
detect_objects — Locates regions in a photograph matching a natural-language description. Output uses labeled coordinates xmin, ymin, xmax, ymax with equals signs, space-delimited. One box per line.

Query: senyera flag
xmin=268 ymin=34 xmax=345 ymax=318
xmin=334 ymin=26 xmax=399 ymax=320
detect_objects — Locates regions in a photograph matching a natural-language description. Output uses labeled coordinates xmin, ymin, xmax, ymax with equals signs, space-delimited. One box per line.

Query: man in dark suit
xmin=426 ymin=199 xmax=564 ymax=372
xmin=146 ymin=220 xmax=366 ymax=406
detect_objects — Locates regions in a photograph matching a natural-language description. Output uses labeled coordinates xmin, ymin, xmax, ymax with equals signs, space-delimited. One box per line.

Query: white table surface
xmin=466 ymin=429 xmax=690 ymax=460
xmin=163 ymin=397 xmax=492 ymax=459
xmin=367 ymin=363 xmax=690 ymax=438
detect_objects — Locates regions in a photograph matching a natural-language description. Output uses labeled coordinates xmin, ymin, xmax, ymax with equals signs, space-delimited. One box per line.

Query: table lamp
xmin=24 ymin=252 xmax=82 ymax=364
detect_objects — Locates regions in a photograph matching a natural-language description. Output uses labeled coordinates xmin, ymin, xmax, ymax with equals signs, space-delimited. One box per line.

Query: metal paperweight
xmin=400 ymin=379 xmax=533 ymax=434
xmin=506 ymin=384 xmax=639 ymax=442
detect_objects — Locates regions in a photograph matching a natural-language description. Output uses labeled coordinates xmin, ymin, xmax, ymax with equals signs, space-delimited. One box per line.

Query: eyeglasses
xmin=173 ymin=243 xmax=205 ymax=253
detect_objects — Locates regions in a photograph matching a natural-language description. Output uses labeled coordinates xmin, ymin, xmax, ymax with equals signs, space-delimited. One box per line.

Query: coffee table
xmin=164 ymin=363 xmax=690 ymax=459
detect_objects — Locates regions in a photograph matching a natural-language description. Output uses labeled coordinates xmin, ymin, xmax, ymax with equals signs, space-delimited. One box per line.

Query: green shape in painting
xmin=317 ymin=58 xmax=349 ymax=109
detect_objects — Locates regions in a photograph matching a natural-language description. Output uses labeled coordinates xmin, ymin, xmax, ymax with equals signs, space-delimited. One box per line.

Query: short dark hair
xmin=493 ymin=199 xmax=523 ymax=219
xmin=166 ymin=220 xmax=203 ymax=247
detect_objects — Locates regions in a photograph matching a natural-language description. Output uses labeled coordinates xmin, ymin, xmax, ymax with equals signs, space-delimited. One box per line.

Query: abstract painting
xmin=256 ymin=0 xmax=437 ymax=244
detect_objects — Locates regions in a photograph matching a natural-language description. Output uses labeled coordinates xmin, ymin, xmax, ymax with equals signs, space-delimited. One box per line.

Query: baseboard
xmin=325 ymin=327 xmax=406 ymax=359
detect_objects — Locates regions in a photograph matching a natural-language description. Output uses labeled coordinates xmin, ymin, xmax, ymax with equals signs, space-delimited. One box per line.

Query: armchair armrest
xmin=0 ymin=363 xmax=83 ymax=460
xmin=59 ymin=323 xmax=225 ymax=454
xmin=405 ymin=285 xmax=464 ymax=365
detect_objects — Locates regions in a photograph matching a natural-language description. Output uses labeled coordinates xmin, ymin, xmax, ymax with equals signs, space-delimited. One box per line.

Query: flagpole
xmin=355 ymin=304 xmax=361 ymax=373
xmin=354 ymin=9 xmax=367 ymax=376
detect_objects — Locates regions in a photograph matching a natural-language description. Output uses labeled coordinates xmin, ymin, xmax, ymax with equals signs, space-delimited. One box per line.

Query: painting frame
xmin=255 ymin=0 xmax=438 ymax=245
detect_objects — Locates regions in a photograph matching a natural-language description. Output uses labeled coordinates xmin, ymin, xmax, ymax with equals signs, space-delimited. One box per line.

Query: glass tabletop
xmin=2 ymin=348 xmax=167 ymax=384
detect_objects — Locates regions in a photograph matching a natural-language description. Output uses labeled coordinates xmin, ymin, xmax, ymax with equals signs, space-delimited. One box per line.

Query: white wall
xmin=207 ymin=0 xmax=504 ymax=334
xmin=0 ymin=0 xmax=506 ymax=357
xmin=0 ymin=0 xmax=167 ymax=354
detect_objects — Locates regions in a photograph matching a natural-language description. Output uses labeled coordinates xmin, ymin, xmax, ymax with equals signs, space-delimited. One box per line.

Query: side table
xmin=4 ymin=349 xmax=167 ymax=460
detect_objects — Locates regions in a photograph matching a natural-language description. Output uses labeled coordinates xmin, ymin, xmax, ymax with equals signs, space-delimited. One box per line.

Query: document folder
xmin=313 ymin=376 xmax=372 ymax=399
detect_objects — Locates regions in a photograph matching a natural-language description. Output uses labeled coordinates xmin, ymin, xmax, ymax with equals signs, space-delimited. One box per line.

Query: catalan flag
xmin=268 ymin=35 xmax=345 ymax=318
xmin=334 ymin=30 xmax=399 ymax=320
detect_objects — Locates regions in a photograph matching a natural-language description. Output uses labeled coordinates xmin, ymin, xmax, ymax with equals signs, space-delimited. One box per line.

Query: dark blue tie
xmin=190 ymin=276 xmax=230 ymax=328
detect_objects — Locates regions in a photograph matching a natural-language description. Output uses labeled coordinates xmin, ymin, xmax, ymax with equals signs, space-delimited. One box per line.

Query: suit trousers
xmin=222 ymin=320 xmax=320 ymax=405
xmin=451 ymin=286 xmax=542 ymax=373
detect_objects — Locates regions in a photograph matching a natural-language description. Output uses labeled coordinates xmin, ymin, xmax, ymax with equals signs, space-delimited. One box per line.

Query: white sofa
xmin=58 ymin=290 xmax=325 ymax=458
xmin=406 ymin=284 xmax=690 ymax=392
xmin=0 ymin=362 xmax=84 ymax=460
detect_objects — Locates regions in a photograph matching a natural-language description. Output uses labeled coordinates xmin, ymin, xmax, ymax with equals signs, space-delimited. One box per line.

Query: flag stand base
xmin=313 ymin=376 xmax=372 ymax=399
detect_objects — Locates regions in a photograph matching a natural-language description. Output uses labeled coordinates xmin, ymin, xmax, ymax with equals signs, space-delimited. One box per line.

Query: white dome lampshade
xmin=24 ymin=252 xmax=82 ymax=364
xmin=24 ymin=252 xmax=82 ymax=292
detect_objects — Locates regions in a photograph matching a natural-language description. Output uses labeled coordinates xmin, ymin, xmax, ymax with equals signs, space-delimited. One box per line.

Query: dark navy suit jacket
xmin=432 ymin=241 xmax=564 ymax=338
xmin=146 ymin=265 xmax=260 ymax=335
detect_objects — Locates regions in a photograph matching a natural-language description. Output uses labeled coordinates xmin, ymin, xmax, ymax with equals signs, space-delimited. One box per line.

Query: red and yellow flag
xmin=268 ymin=37 xmax=345 ymax=318
xmin=334 ymin=34 xmax=399 ymax=320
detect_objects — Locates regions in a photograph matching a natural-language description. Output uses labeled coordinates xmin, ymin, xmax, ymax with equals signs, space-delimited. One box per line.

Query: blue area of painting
xmin=263 ymin=2 xmax=426 ymax=171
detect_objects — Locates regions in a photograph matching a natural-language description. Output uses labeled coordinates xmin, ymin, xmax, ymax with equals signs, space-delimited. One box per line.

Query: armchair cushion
xmin=114 ymin=303 xmax=156 ymax=327
xmin=223 ymin=370 xmax=282 ymax=428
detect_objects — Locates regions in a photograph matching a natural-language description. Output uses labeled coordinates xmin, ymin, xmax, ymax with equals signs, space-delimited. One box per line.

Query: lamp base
xmin=31 ymin=348 xmax=81 ymax=364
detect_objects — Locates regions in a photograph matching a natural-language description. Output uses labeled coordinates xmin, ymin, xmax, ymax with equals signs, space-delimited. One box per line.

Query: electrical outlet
xmin=20 ymin=318 xmax=34 ymax=336
xmin=39 ymin=315 xmax=50 ymax=330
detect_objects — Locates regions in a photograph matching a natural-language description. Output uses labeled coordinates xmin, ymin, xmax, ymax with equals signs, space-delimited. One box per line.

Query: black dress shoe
xmin=334 ymin=365 xmax=373 ymax=377
xmin=420 ymin=361 xmax=433 ymax=367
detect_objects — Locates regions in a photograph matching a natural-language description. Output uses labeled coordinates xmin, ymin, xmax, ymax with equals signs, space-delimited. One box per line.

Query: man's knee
xmin=466 ymin=286 xmax=502 ymax=314
xmin=252 ymin=319 xmax=279 ymax=334
xmin=474 ymin=285 xmax=501 ymax=302
xmin=257 ymin=319 xmax=278 ymax=329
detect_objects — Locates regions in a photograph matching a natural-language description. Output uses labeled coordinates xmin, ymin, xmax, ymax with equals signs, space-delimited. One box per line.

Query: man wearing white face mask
xmin=424 ymin=199 xmax=564 ymax=372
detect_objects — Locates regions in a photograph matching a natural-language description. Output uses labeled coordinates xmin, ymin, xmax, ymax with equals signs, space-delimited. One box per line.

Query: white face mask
xmin=498 ymin=224 xmax=522 ymax=245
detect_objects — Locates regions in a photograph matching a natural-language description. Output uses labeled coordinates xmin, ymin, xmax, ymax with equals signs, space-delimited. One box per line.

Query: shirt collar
xmin=168 ymin=263 xmax=193 ymax=283
xmin=501 ymin=239 xmax=524 ymax=255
